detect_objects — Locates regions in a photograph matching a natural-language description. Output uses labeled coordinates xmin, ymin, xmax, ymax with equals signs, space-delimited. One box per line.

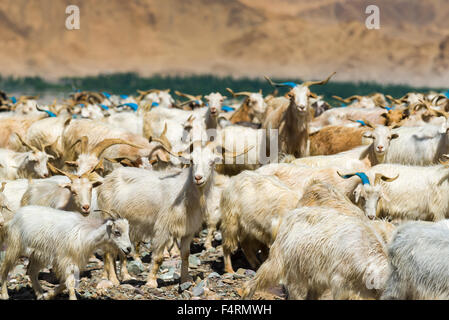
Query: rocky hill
xmin=0 ymin=0 xmax=448 ymax=86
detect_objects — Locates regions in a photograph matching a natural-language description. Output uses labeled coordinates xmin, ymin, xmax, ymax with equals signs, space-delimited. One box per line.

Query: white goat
xmin=96 ymin=140 xmax=248 ymax=287
xmin=0 ymin=206 xmax=131 ymax=300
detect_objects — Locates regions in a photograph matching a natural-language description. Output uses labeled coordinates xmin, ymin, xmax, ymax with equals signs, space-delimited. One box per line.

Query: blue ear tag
xmin=100 ymin=104 xmax=109 ymax=110
xmin=124 ymin=103 xmax=138 ymax=111
xmin=356 ymin=120 xmax=366 ymax=126
xmin=221 ymin=105 xmax=235 ymax=112
xmin=385 ymin=105 xmax=394 ymax=111
xmin=120 ymin=94 xmax=129 ymax=100
xmin=102 ymin=92 xmax=111 ymax=99
xmin=79 ymin=104 xmax=85 ymax=108
xmin=151 ymin=102 xmax=159 ymax=107
xmin=10 ymin=96 xmax=17 ymax=104
xmin=280 ymin=82 xmax=298 ymax=88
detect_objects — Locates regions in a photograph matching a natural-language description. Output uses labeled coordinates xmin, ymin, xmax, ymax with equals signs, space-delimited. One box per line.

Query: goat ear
xmin=92 ymin=180 xmax=103 ymax=188
xmin=106 ymin=220 xmax=114 ymax=233
xmin=65 ymin=161 xmax=78 ymax=167
xmin=363 ymin=131 xmax=373 ymax=139
xmin=59 ymin=183 xmax=71 ymax=190
xmin=353 ymin=185 xmax=362 ymax=203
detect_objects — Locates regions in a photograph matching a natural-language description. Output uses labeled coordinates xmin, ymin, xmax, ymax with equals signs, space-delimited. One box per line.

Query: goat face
xmin=205 ymin=93 xmax=226 ymax=117
xmin=106 ymin=218 xmax=132 ymax=255
xmin=353 ymin=174 xmax=397 ymax=219
xmin=65 ymin=176 xmax=102 ymax=215
xmin=189 ymin=143 xmax=220 ymax=187
xmin=286 ymin=85 xmax=310 ymax=114
xmin=158 ymin=91 xmax=175 ymax=108
xmin=363 ymin=126 xmax=399 ymax=161
xmin=28 ymin=151 xmax=52 ymax=178
xmin=248 ymin=93 xmax=267 ymax=119
xmin=353 ymin=183 xmax=383 ymax=219
xmin=17 ymin=100 xmax=39 ymax=115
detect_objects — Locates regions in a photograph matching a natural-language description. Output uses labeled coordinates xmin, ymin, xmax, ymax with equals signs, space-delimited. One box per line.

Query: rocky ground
xmin=0 ymin=229 xmax=286 ymax=300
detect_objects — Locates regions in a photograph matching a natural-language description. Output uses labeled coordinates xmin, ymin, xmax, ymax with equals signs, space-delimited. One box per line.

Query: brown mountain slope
xmin=0 ymin=0 xmax=448 ymax=86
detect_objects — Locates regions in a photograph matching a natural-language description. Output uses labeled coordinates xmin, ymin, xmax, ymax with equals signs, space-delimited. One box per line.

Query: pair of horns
xmin=265 ymin=72 xmax=336 ymax=89
xmin=337 ymin=171 xmax=399 ymax=185
xmin=332 ymin=95 xmax=362 ymax=104
xmin=48 ymin=159 xmax=103 ymax=181
xmin=226 ymin=88 xmax=256 ymax=98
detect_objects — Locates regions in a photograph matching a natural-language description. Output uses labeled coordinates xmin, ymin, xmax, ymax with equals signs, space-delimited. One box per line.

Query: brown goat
xmin=263 ymin=73 xmax=335 ymax=158
xmin=309 ymin=125 xmax=371 ymax=156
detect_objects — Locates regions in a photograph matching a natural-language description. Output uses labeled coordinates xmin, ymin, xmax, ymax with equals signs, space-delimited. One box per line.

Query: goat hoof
xmin=121 ymin=274 xmax=134 ymax=282
xmin=0 ymin=294 xmax=9 ymax=300
xmin=145 ymin=279 xmax=158 ymax=288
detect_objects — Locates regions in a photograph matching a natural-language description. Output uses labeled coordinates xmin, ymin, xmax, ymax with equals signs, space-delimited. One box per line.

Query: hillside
xmin=0 ymin=0 xmax=448 ymax=86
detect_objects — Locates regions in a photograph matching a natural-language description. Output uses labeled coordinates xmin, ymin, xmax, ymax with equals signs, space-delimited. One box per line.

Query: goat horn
xmin=264 ymin=76 xmax=298 ymax=88
xmin=14 ymin=133 xmax=38 ymax=152
xmin=362 ymin=119 xmax=377 ymax=129
xmin=71 ymin=136 xmax=89 ymax=155
xmin=149 ymin=136 xmax=182 ymax=158
xmin=175 ymin=91 xmax=197 ymax=101
xmin=302 ymin=71 xmax=336 ymax=87
xmin=91 ymin=139 xmax=144 ymax=158
xmin=337 ymin=171 xmax=371 ymax=185
xmin=226 ymin=88 xmax=252 ymax=97
xmin=374 ymin=173 xmax=399 ymax=185
xmin=222 ymin=145 xmax=254 ymax=159
xmin=47 ymin=162 xmax=78 ymax=181
xmin=0 ymin=182 xmax=6 ymax=193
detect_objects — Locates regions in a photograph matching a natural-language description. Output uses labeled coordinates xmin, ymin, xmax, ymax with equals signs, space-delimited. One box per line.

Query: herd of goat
xmin=0 ymin=72 xmax=449 ymax=300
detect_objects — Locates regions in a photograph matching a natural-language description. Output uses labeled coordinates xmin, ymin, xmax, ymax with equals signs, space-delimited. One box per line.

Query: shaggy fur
xmin=220 ymin=171 xmax=301 ymax=273
xmin=0 ymin=206 xmax=131 ymax=300
xmin=96 ymin=143 xmax=219 ymax=287
xmin=309 ymin=126 xmax=370 ymax=156
xmin=242 ymin=206 xmax=390 ymax=300
xmin=381 ymin=220 xmax=449 ymax=299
